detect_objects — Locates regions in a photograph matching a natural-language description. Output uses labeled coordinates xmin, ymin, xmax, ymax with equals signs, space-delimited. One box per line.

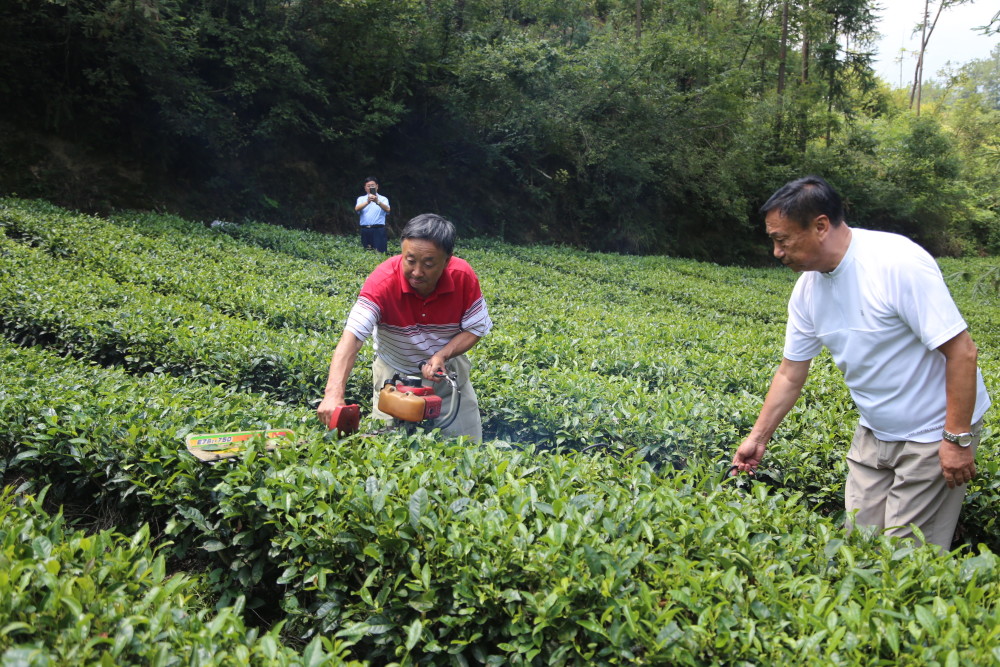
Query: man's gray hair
xmin=401 ymin=214 xmax=456 ymax=255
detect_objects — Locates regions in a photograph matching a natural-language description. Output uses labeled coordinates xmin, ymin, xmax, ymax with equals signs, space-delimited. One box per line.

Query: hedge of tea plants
xmin=4 ymin=340 xmax=1000 ymax=664
xmin=0 ymin=488 xmax=357 ymax=665
xmin=2 ymin=197 xmax=1000 ymax=665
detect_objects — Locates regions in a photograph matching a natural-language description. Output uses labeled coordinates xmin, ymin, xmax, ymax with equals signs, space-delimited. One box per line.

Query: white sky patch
xmin=870 ymin=1 xmax=998 ymax=88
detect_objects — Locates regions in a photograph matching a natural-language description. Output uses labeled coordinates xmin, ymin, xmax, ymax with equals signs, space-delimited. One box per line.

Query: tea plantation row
xmin=5 ymin=341 xmax=1000 ymax=664
xmin=2 ymin=198 xmax=1000 ymax=664
xmin=0 ymin=487 xmax=358 ymax=665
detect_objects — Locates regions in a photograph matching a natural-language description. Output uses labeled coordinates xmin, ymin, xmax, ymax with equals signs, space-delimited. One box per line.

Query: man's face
xmin=401 ymin=239 xmax=449 ymax=297
xmin=765 ymin=210 xmax=825 ymax=272
xmin=365 ymin=181 xmax=378 ymax=194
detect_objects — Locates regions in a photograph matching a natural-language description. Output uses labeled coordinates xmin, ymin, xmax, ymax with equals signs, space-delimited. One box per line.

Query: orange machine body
xmin=378 ymin=383 xmax=443 ymax=422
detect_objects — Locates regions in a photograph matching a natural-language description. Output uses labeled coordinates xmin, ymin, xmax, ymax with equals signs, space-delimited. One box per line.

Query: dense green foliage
xmin=0 ymin=489 xmax=356 ymax=665
xmin=1 ymin=1 xmax=998 ymax=260
xmin=3 ymin=198 xmax=1000 ymax=663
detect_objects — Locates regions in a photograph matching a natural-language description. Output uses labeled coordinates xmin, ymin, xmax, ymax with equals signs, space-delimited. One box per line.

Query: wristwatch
xmin=942 ymin=429 xmax=975 ymax=448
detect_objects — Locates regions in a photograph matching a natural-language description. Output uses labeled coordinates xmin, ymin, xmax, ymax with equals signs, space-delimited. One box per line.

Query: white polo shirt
xmin=784 ymin=228 xmax=990 ymax=442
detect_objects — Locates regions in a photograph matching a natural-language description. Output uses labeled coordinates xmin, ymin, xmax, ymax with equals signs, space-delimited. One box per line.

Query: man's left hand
xmin=422 ymin=355 xmax=447 ymax=382
xmin=939 ymin=440 xmax=976 ymax=488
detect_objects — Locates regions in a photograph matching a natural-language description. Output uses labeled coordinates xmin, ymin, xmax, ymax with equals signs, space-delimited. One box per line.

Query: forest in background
xmin=1 ymin=0 xmax=998 ymax=263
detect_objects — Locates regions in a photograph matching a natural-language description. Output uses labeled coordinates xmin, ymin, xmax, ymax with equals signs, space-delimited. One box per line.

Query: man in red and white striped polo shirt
xmin=317 ymin=213 xmax=493 ymax=441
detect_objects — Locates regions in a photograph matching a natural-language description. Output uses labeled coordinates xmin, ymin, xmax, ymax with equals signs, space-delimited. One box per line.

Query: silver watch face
xmin=946 ymin=431 xmax=974 ymax=447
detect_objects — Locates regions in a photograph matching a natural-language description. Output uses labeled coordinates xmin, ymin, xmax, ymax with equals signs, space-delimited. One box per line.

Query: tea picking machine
xmin=184 ymin=368 xmax=460 ymax=461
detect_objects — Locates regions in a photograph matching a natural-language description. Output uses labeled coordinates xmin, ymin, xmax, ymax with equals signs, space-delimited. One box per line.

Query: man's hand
xmin=317 ymin=331 xmax=364 ymax=427
xmin=422 ymin=354 xmax=447 ymax=382
xmin=731 ymin=438 xmax=767 ymax=475
xmin=421 ymin=333 xmax=481 ymax=383
xmin=317 ymin=395 xmax=348 ymax=429
xmin=729 ymin=357 xmax=809 ymax=476
xmin=939 ymin=440 xmax=976 ymax=488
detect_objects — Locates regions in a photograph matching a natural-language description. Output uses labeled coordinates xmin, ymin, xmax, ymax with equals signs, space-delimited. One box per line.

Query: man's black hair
xmin=760 ymin=175 xmax=845 ymax=228
xmin=364 ymin=176 xmax=379 ymax=186
xmin=401 ymin=214 xmax=456 ymax=255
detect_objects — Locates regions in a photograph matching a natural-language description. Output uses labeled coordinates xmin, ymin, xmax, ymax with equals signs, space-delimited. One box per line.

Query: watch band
xmin=942 ymin=429 xmax=974 ymax=447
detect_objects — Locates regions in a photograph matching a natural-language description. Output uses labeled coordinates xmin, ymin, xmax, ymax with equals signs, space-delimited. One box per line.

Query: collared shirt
xmin=357 ymin=194 xmax=389 ymax=227
xmin=784 ymin=228 xmax=990 ymax=442
xmin=345 ymin=254 xmax=492 ymax=373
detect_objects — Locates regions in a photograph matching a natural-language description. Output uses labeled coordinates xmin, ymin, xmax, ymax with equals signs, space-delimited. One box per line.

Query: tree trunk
xmin=777 ymin=1 xmax=789 ymax=96
xmin=801 ymin=0 xmax=810 ymax=84
xmin=910 ymin=0 xmax=930 ymax=115
xmin=775 ymin=0 xmax=789 ymax=151
xmin=826 ymin=20 xmax=838 ymax=146
xmin=910 ymin=0 xmax=950 ymax=116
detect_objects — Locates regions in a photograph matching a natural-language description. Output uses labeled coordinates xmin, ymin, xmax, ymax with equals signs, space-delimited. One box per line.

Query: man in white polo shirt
xmin=731 ymin=175 xmax=990 ymax=552
xmin=317 ymin=213 xmax=492 ymax=441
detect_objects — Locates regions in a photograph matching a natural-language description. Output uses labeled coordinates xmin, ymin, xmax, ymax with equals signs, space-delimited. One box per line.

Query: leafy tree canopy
xmin=0 ymin=0 xmax=997 ymax=261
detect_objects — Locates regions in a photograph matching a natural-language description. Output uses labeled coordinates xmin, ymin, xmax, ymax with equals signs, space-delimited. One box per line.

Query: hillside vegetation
xmin=3 ymin=1 xmax=998 ymax=260
xmin=2 ymin=198 xmax=1000 ymax=664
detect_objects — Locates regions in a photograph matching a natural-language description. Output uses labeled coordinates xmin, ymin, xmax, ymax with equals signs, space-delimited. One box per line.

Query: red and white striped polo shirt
xmin=344 ymin=254 xmax=492 ymax=373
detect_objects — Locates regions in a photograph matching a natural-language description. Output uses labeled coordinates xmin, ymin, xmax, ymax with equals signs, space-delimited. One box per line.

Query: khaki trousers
xmin=371 ymin=354 xmax=483 ymax=442
xmin=844 ymin=421 xmax=982 ymax=553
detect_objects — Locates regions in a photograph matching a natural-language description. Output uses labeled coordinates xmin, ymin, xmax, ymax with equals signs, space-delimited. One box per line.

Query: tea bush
xmin=0 ymin=232 xmax=338 ymax=402
xmin=3 ymin=341 xmax=1000 ymax=664
xmin=3 ymin=198 xmax=1000 ymax=664
xmin=0 ymin=198 xmax=362 ymax=332
xmin=2 ymin=200 xmax=997 ymax=535
xmin=0 ymin=488 xmax=357 ymax=665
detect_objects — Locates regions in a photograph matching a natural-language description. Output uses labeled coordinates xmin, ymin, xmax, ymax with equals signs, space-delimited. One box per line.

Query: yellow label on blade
xmin=185 ymin=429 xmax=295 ymax=460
